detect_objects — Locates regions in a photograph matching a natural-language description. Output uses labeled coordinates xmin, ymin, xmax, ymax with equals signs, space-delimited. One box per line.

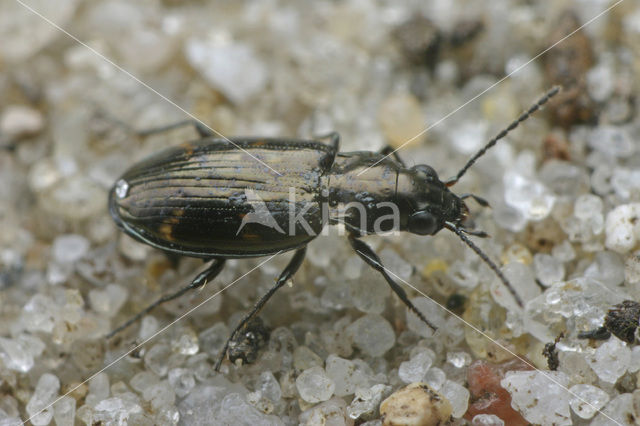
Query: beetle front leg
xmin=348 ymin=235 xmax=437 ymax=331
xmin=215 ymin=247 xmax=307 ymax=371
xmin=378 ymin=146 xmax=406 ymax=167
xmin=107 ymin=258 xmax=226 ymax=339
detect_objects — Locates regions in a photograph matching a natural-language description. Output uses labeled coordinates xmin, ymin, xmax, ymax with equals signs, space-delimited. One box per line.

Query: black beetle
xmin=108 ymin=87 xmax=559 ymax=370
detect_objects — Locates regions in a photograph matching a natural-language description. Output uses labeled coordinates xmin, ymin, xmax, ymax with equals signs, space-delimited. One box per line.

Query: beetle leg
xmin=106 ymin=258 xmax=226 ymax=339
xmin=459 ymin=193 xmax=490 ymax=208
xmin=348 ymin=235 xmax=437 ymax=331
xmin=215 ymin=247 xmax=307 ymax=371
xmin=137 ymin=119 xmax=215 ymax=138
xmin=313 ymin=131 xmax=340 ymax=151
xmin=378 ymin=146 xmax=406 ymax=167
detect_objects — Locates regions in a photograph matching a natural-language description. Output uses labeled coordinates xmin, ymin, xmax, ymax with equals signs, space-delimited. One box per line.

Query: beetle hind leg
xmin=348 ymin=235 xmax=437 ymax=331
xmin=215 ymin=247 xmax=307 ymax=371
xmin=378 ymin=145 xmax=406 ymax=167
xmin=106 ymin=258 xmax=226 ymax=339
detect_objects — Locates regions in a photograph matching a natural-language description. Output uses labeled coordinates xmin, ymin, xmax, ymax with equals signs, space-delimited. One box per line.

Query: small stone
xmin=296 ymin=366 xmax=335 ymax=403
xmin=0 ymin=334 xmax=45 ymax=372
xmin=22 ymin=294 xmax=57 ymax=333
xmin=587 ymin=337 xmax=631 ymax=383
xmin=439 ymin=380 xmax=469 ymax=418
xmin=551 ymin=240 xmax=575 ymax=262
xmin=398 ymin=350 xmax=433 ymax=384
xmin=533 ymin=253 xmax=565 ymax=287
xmin=87 ymin=373 xmax=110 ymax=406
xmin=592 ymin=393 xmax=634 ymax=426
xmin=503 ymin=171 xmax=555 ymax=222
xmin=501 ymin=370 xmax=571 ymax=425
xmin=588 ymin=125 xmax=634 ymax=158
xmin=471 ymin=414 xmax=505 ymax=426
xmin=26 ymin=373 xmax=60 ymax=426
xmin=130 ymin=371 xmax=160 ymax=394
xmin=605 ymin=203 xmax=640 ymax=254
xmin=139 ymin=316 xmax=160 ymax=341
xmin=568 ymin=384 xmax=609 ymax=419
xmin=184 ymin=37 xmax=267 ymax=104
xmin=584 ymin=251 xmax=625 ymax=288
xmin=93 ymin=397 xmax=143 ymax=424
xmin=53 ymin=396 xmax=76 ymax=426
xmin=144 ymin=343 xmax=171 ymax=377
xmin=379 ymin=383 xmax=452 ymax=426
xmin=299 ymin=397 xmax=352 ymax=426
xmin=325 ymin=355 xmax=372 ymax=397
xmin=168 ymin=368 xmax=196 ymax=398
xmin=293 ymin=346 xmax=324 ymax=371
xmin=347 ymin=314 xmax=395 ymax=357
xmin=199 ymin=322 xmax=229 ymax=357
xmin=446 ymin=351 xmax=472 ymax=369
xmin=378 ymin=93 xmax=425 ymax=148
xmin=0 ymin=105 xmax=44 ymax=138
xmin=89 ymin=284 xmax=128 ymax=316
xmin=347 ymin=384 xmax=391 ymax=421
xmin=423 ymin=367 xmax=446 ymax=391
xmin=142 ymin=381 xmax=175 ymax=411
xmin=52 ymin=234 xmax=89 ymax=264
xmin=629 ymin=346 xmax=640 ymax=373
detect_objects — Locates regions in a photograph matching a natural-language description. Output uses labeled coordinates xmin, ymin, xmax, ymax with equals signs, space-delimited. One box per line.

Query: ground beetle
xmin=108 ymin=87 xmax=560 ymax=370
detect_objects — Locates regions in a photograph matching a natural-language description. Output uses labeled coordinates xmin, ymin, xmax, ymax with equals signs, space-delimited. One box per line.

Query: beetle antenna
xmin=446 ymin=86 xmax=560 ymax=187
xmin=444 ymin=222 xmax=524 ymax=308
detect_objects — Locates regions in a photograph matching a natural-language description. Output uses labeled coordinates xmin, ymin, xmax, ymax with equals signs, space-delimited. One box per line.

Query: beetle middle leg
xmin=379 ymin=145 xmax=406 ymax=167
xmin=107 ymin=258 xmax=226 ymax=338
xmin=215 ymin=247 xmax=306 ymax=371
xmin=348 ymin=235 xmax=437 ymax=331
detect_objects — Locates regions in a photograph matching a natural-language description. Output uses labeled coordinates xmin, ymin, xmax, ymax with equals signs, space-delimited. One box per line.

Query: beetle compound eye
xmin=412 ymin=164 xmax=439 ymax=181
xmin=408 ymin=211 xmax=439 ymax=235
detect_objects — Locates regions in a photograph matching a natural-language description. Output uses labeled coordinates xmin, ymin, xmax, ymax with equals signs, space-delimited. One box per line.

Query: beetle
xmin=108 ymin=87 xmax=559 ymax=370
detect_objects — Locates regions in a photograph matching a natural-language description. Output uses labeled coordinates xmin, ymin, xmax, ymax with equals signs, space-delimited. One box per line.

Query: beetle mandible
xmin=108 ymin=87 xmax=560 ymax=370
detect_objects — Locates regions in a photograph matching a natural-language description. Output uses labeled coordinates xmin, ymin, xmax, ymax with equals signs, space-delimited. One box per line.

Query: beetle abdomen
xmin=109 ymin=138 xmax=335 ymax=258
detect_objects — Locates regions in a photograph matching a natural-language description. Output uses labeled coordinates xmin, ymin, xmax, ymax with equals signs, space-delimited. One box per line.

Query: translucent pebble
xmin=439 ymin=380 xmax=469 ymax=418
xmin=218 ymin=392 xmax=283 ymax=426
xmin=533 ymin=253 xmax=565 ymax=287
xmin=0 ymin=105 xmax=44 ymax=137
xmin=88 ymin=373 xmax=110 ymax=403
xmin=584 ymin=251 xmax=625 ymax=288
xmin=380 ymin=249 xmax=413 ymax=280
xmin=325 ymin=355 xmax=371 ymax=397
xmin=26 ymin=373 xmax=60 ymax=426
xmin=184 ymin=38 xmax=267 ymax=104
xmin=586 ymin=64 xmax=615 ymax=102
xmin=89 ymin=284 xmax=128 ymax=316
xmin=143 ymin=381 xmax=175 ymax=411
xmin=347 ymin=384 xmax=390 ymax=421
xmin=0 ymin=334 xmax=45 ymax=372
xmin=423 ymin=367 xmax=446 ymax=391
xmin=22 ymin=294 xmax=57 ymax=333
xmin=139 ymin=316 xmax=160 ymax=341
xmin=449 ymin=120 xmax=489 ymax=155
xmin=171 ymin=329 xmax=199 ymax=356
xmin=293 ymin=346 xmax=323 ymax=371
xmin=199 ymin=322 xmax=229 ymax=356
xmin=296 ymin=366 xmax=335 ymax=403
xmin=377 ymin=93 xmax=425 ymax=148
xmin=471 ymin=414 xmax=505 ymax=426
xmin=398 ymin=350 xmax=433 ymax=384
xmin=168 ymin=368 xmax=196 ymax=398
xmin=299 ymin=397 xmax=351 ymax=426
xmin=491 ymin=262 xmax=540 ymax=312
xmin=629 ymin=346 xmax=640 ymax=373
xmin=503 ymin=171 xmax=555 ymax=221
xmin=611 ymin=168 xmax=640 ymax=200
xmin=350 ymin=271 xmax=388 ymax=315
xmin=552 ymin=240 xmax=575 ymax=262
xmin=93 ymin=397 xmax=143 ymax=424
xmin=52 ymin=234 xmax=89 ymax=264
xmin=346 ymin=314 xmax=395 ymax=357
xmin=257 ymin=371 xmax=282 ymax=403
xmin=588 ymin=125 xmax=635 ymax=158
xmin=568 ymin=384 xmax=609 ymax=419
xmin=144 ymin=343 xmax=171 ymax=377
xmin=406 ymin=297 xmax=446 ymax=338
xmin=501 ymin=371 xmax=571 ymax=425
xmin=587 ymin=338 xmax=631 ymax=383
xmin=592 ymin=393 xmax=634 ymax=426
xmin=605 ymin=203 xmax=640 ymax=254
xmin=53 ymin=396 xmax=76 ymax=426
xmin=130 ymin=371 xmax=160 ymax=394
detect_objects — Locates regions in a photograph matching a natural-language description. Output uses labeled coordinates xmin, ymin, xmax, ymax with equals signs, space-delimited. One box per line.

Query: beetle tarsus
xmin=106 ymin=258 xmax=225 ymax=339
xmin=214 ymin=247 xmax=307 ymax=371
